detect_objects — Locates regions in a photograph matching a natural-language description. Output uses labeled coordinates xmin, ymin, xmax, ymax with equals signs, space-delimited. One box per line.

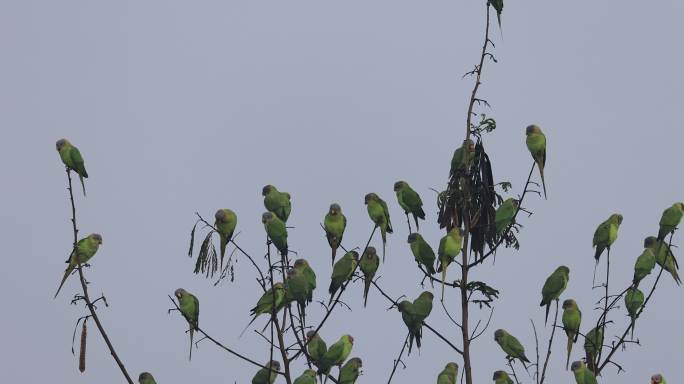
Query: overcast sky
xmin=2 ymin=1 xmax=683 ymax=383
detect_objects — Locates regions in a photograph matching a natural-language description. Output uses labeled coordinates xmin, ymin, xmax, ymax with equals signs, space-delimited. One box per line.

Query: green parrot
xmin=450 ymin=139 xmax=475 ymax=177
xmin=658 ymin=202 xmax=684 ymax=241
xmin=54 ymin=233 xmax=103 ymax=298
xmin=138 ymin=372 xmax=157 ymax=384
xmin=438 ymin=228 xmax=463 ymax=300
xmin=651 ymin=374 xmax=667 ymax=384
xmin=306 ymin=331 xmax=328 ymax=366
xmin=252 ymin=360 xmax=280 ymax=384
xmin=437 ymin=362 xmax=459 ymax=384
xmin=294 ymin=369 xmax=318 ymax=384
xmin=263 ymin=212 xmax=288 ymax=257
xmin=495 ymin=198 xmax=519 ymax=234
xmin=394 ymin=181 xmax=426 ymax=231
xmin=539 ymin=266 xmax=570 ymax=324
xmin=592 ymin=213 xmax=623 ymax=262
xmin=494 ymin=329 xmax=530 ymax=367
xmin=489 ymin=0 xmax=504 ymax=31
xmin=324 ymin=203 xmax=347 ymax=265
xmin=174 ymin=288 xmax=199 ymax=360
xmin=632 ymin=248 xmax=656 ymax=287
xmin=287 ymin=259 xmax=316 ymax=324
xmin=583 ymin=326 xmax=603 ymax=369
xmin=242 ymin=282 xmax=286 ymax=336
xmin=262 ymin=184 xmax=291 ymax=222
xmin=338 ymin=357 xmax=362 ymax=384
xmin=364 ymin=193 xmax=393 ymax=261
xmin=408 ymin=233 xmax=437 ymax=275
xmin=399 ymin=292 xmax=434 ymax=353
xmin=571 ymin=361 xmax=598 ymax=384
xmin=214 ymin=208 xmax=237 ymax=268
xmin=329 ymin=251 xmax=359 ymax=304
xmin=644 ymin=236 xmax=681 ymax=285
xmin=492 ymin=370 xmax=514 ymax=384
xmin=318 ymin=335 xmax=354 ymax=376
xmin=359 ymin=246 xmax=380 ymax=307
xmin=561 ymin=299 xmax=582 ymax=370
xmin=56 ymin=138 xmax=88 ymax=196
xmin=625 ymin=287 xmax=644 ymax=338
xmin=525 ymin=125 xmax=547 ymax=199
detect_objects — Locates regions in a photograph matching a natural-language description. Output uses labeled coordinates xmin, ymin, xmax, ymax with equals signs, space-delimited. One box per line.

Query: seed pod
xmin=78 ymin=321 xmax=87 ymax=373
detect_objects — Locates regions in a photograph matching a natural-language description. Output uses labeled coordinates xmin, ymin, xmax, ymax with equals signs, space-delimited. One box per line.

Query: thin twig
xmin=387 ymin=333 xmax=409 ymax=384
xmin=539 ymin=300 xmax=559 ymax=384
xmin=531 ymin=319 xmax=540 ymax=384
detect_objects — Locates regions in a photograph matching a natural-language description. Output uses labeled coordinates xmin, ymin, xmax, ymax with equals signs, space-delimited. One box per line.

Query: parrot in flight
xmin=658 ymin=202 xmax=684 ymax=241
xmin=525 ymin=125 xmax=547 ymax=199
xmin=364 ymin=193 xmax=393 ymax=261
xmin=318 ymin=335 xmax=354 ymax=377
xmin=287 ymin=259 xmax=316 ymax=325
xmin=644 ymin=236 xmax=681 ymax=285
xmin=263 ymin=212 xmax=288 ymax=257
xmin=138 ymin=372 xmax=157 ymax=384
xmin=632 ymin=248 xmax=656 ymax=287
xmin=492 ymin=370 xmax=513 ymax=384
xmin=252 ymin=360 xmax=280 ymax=384
xmin=338 ymin=357 xmax=362 ymax=384
xmin=625 ymin=287 xmax=644 ymax=338
xmin=174 ymin=288 xmax=199 ymax=360
xmin=571 ymin=361 xmax=598 ymax=384
xmin=242 ymin=282 xmax=286 ymax=336
xmin=324 ymin=203 xmax=347 ymax=265
xmin=561 ymin=299 xmax=581 ymax=370
xmin=262 ymin=185 xmax=291 ymax=222
xmin=214 ymin=208 xmax=237 ymax=269
xmin=329 ymin=251 xmax=359 ymax=304
xmin=494 ymin=329 xmax=530 ymax=368
xmin=651 ymin=374 xmax=667 ymax=384
xmin=495 ymin=198 xmax=519 ymax=234
xmin=359 ymin=246 xmax=379 ymax=307
xmin=294 ymin=369 xmax=317 ymax=384
xmin=408 ymin=233 xmax=437 ymax=276
xmin=56 ymin=138 xmax=88 ymax=196
xmin=394 ymin=181 xmax=426 ymax=231
xmin=450 ymin=139 xmax=475 ymax=177
xmin=539 ymin=266 xmax=570 ymax=324
xmin=438 ymin=228 xmax=463 ymax=300
xmin=437 ymin=362 xmax=459 ymax=384
xmin=54 ymin=233 xmax=103 ymax=298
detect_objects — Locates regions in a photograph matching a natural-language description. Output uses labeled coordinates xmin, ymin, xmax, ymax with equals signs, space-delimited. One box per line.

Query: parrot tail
xmin=565 ymin=336 xmax=573 ymax=370
xmin=544 ymin=303 xmax=550 ymax=325
xmin=672 ymin=269 xmax=682 ymax=286
xmin=538 ymin=163 xmax=547 ymax=200
xmin=414 ymin=214 xmax=421 ymax=232
xmin=407 ymin=333 xmax=415 ymax=355
xmin=219 ymin=234 xmax=227 ymax=271
xmin=54 ymin=267 xmax=73 ymax=299
xmin=239 ymin=315 xmax=259 ymax=338
xmin=363 ymin=278 xmax=371 ymax=307
xmin=630 ymin=317 xmax=636 ymax=340
xmin=188 ymin=329 xmax=194 ymax=361
xmin=441 ymin=268 xmax=447 ymax=301
xmin=79 ymin=174 xmax=87 ymax=197
xmin=331 ymin=246 xmax=337 ymax=266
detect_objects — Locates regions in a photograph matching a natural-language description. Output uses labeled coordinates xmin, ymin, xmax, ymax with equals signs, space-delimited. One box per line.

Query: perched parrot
xmin=174 ymin=288 xmax=199 ymax=360
xmin=571 ymin=361 xmax=598 ymax=384
xmin=306 ymin=331 xmax=328 ymax=366
xmin=525 ymin=125 xmax=547 ymax=199
xmin=262 ymin=185 xmax=291 ymax=222
xmin=318 ymin=335 xmax=354 ymax=376
xmin=54 ymin=233 xmax=103 ymax=298
xmin=263 ymin=212 xmax=288 ymax=257
xmin=437 ymin=362 xmax=459 ymax=384
xmin=338 ymin=357 xmax=362 ymax=384
xmin=359 ymin=247 xmax=380 ymax=307
xmin=495 ymin=198 xmax=519 ymax=234
xmin=408 ymin=233 xmax=437 ymax=275
xmin=583 ymin=326 xmax=603 ymax=368
xmin=329 ymin=251 xmax=359 ymax=304
xmin=56 ymin=138 xmax=88 ymax=196
xmin=539 ymin=266 xmax=570 ymax=324
xmin=294 ymin=369 xmax=318 ymax=384
xmin=644 ymin=237 xmax=681 ymax=285
xmin=632 ymin=248 xmax=656 ymax=287
xmin=398 ymin=291 xmax=434 ymax=353
xmin=287 ymin=259 xmax=316 ymax=324
xmin=324 ymin=203 xmax=347 ymax=265
xmin=438 ymin=228 xmax=463 ymax=300
xmin=450 ymin=139 xmax=476 ymax=177
xmin=494 ymin=329 xmax=530 ymax=367
xmin=394 ymin=181 xmax=426 ymax=231
xmin=242 ymin=283 xmax=286 ymax=336
xmin=658 ymin=202 xmax=684 ymax=241
xmin=252 ymin=360 xmax=280 ymax=384
xmin=625 ymin=287 xmax=644 ymax=338
xmin=561 ymin=299 xmax=582 ymax=370
xmin=492 ymin=370 xmax=514 ymax=384
xmin=592 ymin=213 xmax=623 ymax=262
xmin=364 ymin=193 xmax=393 ymax=261
xmin=651 ymin=374 xmax=667 ymax=384
xmin=489 ymin=0 xmax=504 ymax=31
xmin=214 ymin=209 xmax=237 ymax=268
xmin=138 ymin=372 xmax=157 ymax=384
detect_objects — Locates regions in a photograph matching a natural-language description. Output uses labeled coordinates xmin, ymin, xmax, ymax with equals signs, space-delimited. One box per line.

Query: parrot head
xmin=557 ymin=265 xmax=570 ymax=277
xmin=644 ymin=236 xmax=657 ymax=248
xmin=419 ymin=291 xmax=434 ymax=302
xmin=273 ymin=282 xmax=285 ymax=291
xmin=397 ymin=300 xmax=412 ymax=313
xmin=679 ymin=202 xmax=684 ymax=212
xmin=464 ymin=138 xmax=475 ymax=152
xmin=393 ymin=181 xmax=408 ymax=191
xmin=343 ymin=334 xmax=354 ymax=345
xmin=262 ymin=212 xmax=274 ymax=224
xmin=329 ymin=203 xmax=342 ymax=215
xmin=407 ymin=233 xmax=421 ymax=244
xmin=268 ymin=360 xmax=281 ymax=371
xmin=510 ymin=199 xmax=520 ymax=208
xmin=364 ymin=193 xmax=378 ymax=205
xmin=174 ymin=288 xmax=187 ymax=300
xmin=651 ymin=374 xmax=664 ymax=383
xmin=525 ymin=124 xmax=542 ymax=136
xmin=303 ymin=369 xmax=317 ymax=377
xmin=56 ymin=138 xmax=70 ymax=151
xmin=306 ymin=330 xmax=318 ymax=341
xmin=609 ymin=213 xmax=623 ymax=226
xmin=89 ymin=233 xmax=103 ymax=245
xmin=215 ymin=209 xmax=228 ymax=222
xmin=139 ymin=372 xmax=154 ymax=381
xmin=445 ymin=362 xmax=458 ymax=372
xmin=494 ymin=329 xmax=506 ymax=342
xmin=293 ymin=259 xmax=308 ymax=269
xmin=262 ymin=185 xmax=275 ymax=196
xmin=363 ymin=246 xmax=377 ymax=259
xmin=493 ymin=370 xmax=507 ymax=380
xmin=450 ymin=227 xmax=464 ymax=238
xmin=570 ymin=361 xmax=584 ymax=372
xmin=348 ymin=357 xmax=363 ymax=368
xmin=562 ymin=299 xmax=577 ymax=310
xmin=349 ymin=251 xmax=360 ymax=261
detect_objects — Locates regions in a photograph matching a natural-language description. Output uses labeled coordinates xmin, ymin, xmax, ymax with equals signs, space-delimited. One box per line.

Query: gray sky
xmin=1 ymin=1 xmax=683 ymax=383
